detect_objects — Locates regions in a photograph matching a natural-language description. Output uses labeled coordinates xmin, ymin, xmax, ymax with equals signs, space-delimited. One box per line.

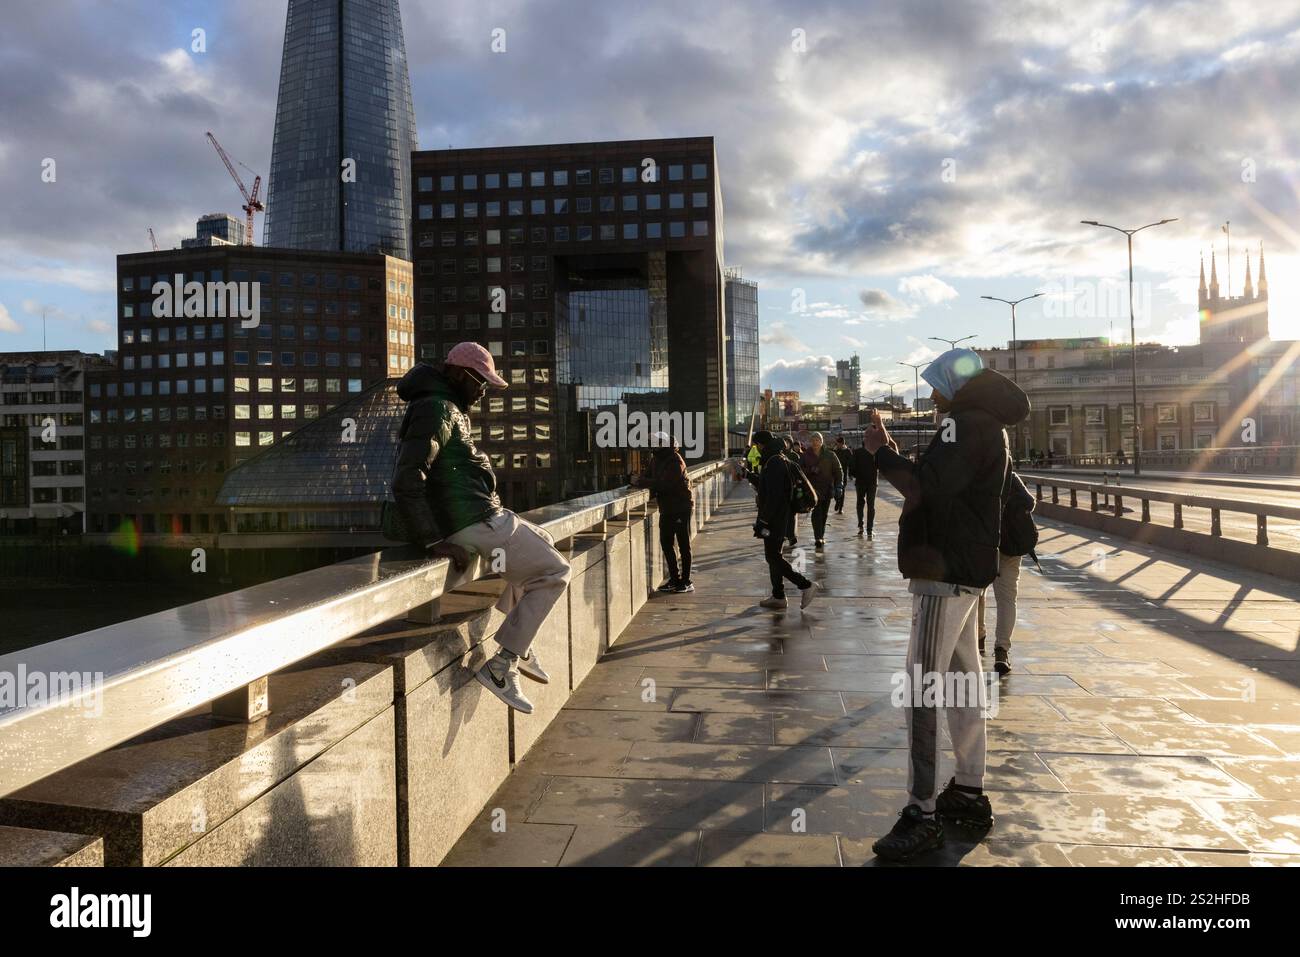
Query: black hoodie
xmin=392 ymin=361 xmax=501 ymax=543
xmin=874 ymin=369 xmax=1030 ymax=588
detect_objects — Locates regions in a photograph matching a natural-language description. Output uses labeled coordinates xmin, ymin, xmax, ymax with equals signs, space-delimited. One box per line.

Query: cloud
xmin=761 ymin=354 xmax=836 ymax=401
xmin=841 ymin=335 xmax=866 ymax=348
xmin=761 ymin=321 xmax=809 ymax=352
xmin=0 ymin=303 xmax=21 ymax=334
xmin=899 ymin=274 xmax=959 ymax=305
xmin=858 ymin=288 xmax=916 ymax=320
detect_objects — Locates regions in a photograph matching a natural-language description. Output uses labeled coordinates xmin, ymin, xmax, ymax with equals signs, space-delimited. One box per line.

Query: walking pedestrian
xmin=861 ymin=349 xmax=1029 ymax=861
xmin=976 ymin=471 xmax=1037 ymax=675
xmin=751 ymin=431 xmax=820 ymax=611
xmin=850 ymin=434 xmax=882 ymax=539
xmin=832 ymin=435 xmax=852 ymax=514
xmin=801 ymin=432 xmax=843 ymax=550
xmin=392 ymin=343 xmax=572 ymax=715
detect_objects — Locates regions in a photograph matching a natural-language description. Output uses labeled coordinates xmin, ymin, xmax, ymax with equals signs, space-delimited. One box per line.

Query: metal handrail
xmin=0 ymin=460 xmax=731 ymax=798
xmin=1028 ymin=475 xmax=1300 ymax=522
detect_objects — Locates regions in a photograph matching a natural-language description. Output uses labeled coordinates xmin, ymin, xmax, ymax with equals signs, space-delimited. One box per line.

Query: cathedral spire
xmin=1257 ymin=241 xmax=1268 ymax=298
xmin=1209 ymin=249 xmax=1220 ymax=299
xmin=1243 ymin=250 xmax=1254 ymax=299
xmin=1198 ymin=252 xmax=1207 ymax=308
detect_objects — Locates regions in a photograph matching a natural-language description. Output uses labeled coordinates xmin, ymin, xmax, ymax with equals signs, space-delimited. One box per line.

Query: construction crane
xmin=205 ymin=131 xmax=263 ymax=245
xmin=148 ymin=227 xmax=158 ymax=251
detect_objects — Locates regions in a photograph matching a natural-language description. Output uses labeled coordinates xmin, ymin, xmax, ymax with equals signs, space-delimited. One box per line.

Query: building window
xmin=1156 ymin=403 xmax=1178 ymax=424
xmin=1193 ymin=402 xmax=1215 ymax=423
xmin=1049 ymin=407 xmax=1069 ymax=426
xmin=1084 ymin=406 xmax=1104 ymax=426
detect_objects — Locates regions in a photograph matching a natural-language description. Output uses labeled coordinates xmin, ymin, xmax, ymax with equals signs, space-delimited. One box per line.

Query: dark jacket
xmin=875 ymin=369 xmax=1030 ymax=588
xmin=850 ymin=446 xmax=878 ymax=487
xmin=1000 ymin=471 xmax=1037 ymax=558
xmin=833 ymin=445 xmax=852 ymax=480
xmin=392 ymin=361 xmax=502 ymax=545
xmin=756 ymin=441 xmax=793 ymax=532
xmin=645 ymin=447 xmax=693 ymax=515
xmin=802 ymin=445 xmax=844 ymax=497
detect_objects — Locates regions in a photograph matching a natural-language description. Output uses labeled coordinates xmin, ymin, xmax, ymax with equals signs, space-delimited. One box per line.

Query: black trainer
xmin=935 ymin=778 xmax=994 ymax=830
xmin=871 ymin=804 xmax=944 ymax=862
xmin=994 ymin=648 xmax=1012 ymax=676
xmin=657 ymin=579 xmax=680 ymax=593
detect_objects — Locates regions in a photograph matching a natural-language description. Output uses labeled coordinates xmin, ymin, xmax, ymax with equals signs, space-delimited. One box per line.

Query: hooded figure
xmin=874 ymin=352 xmax=1030 ymax=588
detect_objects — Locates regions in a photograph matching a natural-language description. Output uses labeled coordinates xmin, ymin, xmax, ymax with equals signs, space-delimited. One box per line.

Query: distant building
xmin=975 ymin=245 xmax=1297 ymax=458
xmin=85 ymin=246 xmax=414 ymax=539
xmin=0 ymin=351 xmax=112 ymax=534
xmin=263 ymin=0 xmax=419 ymax=259
xmin=826 ymin=355 xmax=860 ymax=410
xmin=409 ymin=136 xmax=727 ymax=505
xmin=724 ymin=267 xmax=760 ymax=429
xmin=182 ymin=213 xmax=246 ymax=248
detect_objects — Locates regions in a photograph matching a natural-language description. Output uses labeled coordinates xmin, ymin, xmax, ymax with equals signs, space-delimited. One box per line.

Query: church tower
xmin=1198 ymin=241 xmax=1269 ymax=347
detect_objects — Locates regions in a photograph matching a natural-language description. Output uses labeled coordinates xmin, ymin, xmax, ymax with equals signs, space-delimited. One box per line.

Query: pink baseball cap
xmin=445 ymin=341 xmax=507 ymax=387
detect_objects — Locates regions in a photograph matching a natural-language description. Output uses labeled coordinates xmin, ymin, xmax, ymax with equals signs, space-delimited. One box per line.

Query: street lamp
xmin=1080 ymin=217 xmax=1178 ymax=476
xmin=981 ymin=292 xmax=1044 ymax=463
xmin=928 ymin=334 xmax=976 ymax=351
xmin=898 ymin=362 xmax=926 ymax=456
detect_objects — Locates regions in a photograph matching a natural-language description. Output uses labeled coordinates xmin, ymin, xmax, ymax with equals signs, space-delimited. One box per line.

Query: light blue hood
xmin=922 ymin=348 xmax=985 ymax=400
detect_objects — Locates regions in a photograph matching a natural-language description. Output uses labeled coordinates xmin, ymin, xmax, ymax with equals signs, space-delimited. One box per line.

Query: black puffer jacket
xmin=875 ymin=369 xmax=1030 ymax=588
xmin=756 ymin=439 xmax=794 ymax=533
xmin=850 ymin=446 xmax=878 ymax=487
xmin=392 ymin=361 xmax=501 ymax=544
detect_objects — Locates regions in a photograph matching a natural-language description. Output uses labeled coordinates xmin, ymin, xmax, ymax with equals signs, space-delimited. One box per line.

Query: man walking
xmin=832 ymin=435 xmax=852 ymax=514
xmin=801 ymin=432 xmax=843 ymax=550
xmin=752 ymin=431 xmax=820 ymax=611
xmin=850 ymin=435 xmax=879 ymax=539
xmin=392 ymin=342 xmax=572 ymax=715
xmin=634 ymin=432 xmax=695 ymax=593
xmin=862 ymin=349 xmax=1028 ymax=861
xmin=977 ymin=470 xmax=1037 ymax=675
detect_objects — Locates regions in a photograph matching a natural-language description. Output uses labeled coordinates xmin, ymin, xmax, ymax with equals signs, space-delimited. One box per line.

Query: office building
xmin=0 ymin=351 xmax=110 ymax=535
xmin=85 ymin=245 xmax=414 ymax=538
xmin=724 ymin=267 xmax=760 ymax=428
xmin=409 ymin=136 xmax=727 ymax=506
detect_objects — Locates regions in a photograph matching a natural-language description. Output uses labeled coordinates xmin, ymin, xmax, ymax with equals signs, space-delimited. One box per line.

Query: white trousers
xmin=445 ymin=510 xmax=571 ymax=656
xmin=977 ymin=552 xmax=1023 ymax=652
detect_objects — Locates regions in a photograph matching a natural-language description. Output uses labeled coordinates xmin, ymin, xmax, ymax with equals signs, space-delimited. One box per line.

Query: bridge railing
xmin=1023 ymin=445 xmax=1300 ymax=474
xmin=1028 ymin=474 xmax=1300 ymax=581
xmin=0 ymin=460 xmax=733 ymax=801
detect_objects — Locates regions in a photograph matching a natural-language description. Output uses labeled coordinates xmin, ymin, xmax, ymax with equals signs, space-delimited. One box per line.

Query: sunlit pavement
xmin=445 ymin=480 xmax=1300 ymax=866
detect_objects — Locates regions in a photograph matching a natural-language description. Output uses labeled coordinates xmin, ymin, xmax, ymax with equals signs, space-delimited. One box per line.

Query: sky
xmin=2 ymin=0 xmax=1299 ymax=405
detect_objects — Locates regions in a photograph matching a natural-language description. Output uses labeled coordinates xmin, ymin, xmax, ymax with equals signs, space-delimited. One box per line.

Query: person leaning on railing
xmin=391 ymin=341 xmax=572 ymax=715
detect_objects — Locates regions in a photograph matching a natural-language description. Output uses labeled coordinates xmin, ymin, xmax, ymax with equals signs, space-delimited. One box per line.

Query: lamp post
xmin=1080 ymin=218 xmax=1178 ymax=476
xmin=928 ymin=334 xmax=976 ymax=351
xmin=898 ymin=361 xmax=926 ymax=458
xmin=980 ymin=292 xmax=1043 ymax=464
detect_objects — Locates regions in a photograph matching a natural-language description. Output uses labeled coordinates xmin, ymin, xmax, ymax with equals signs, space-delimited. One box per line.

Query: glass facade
xmin=264 ymin=0 xmax=419 ymax=259
xmin=724 ymin=274 xmax=760 ymax=427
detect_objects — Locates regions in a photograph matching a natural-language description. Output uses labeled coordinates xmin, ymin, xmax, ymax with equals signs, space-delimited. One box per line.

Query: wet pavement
xmin=445 ymin=481 xmax=1300 ymax=866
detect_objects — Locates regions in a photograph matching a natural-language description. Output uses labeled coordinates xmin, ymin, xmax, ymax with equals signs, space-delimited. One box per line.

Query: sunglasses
xmin=461 ymin=367 xmax=489 ymax=389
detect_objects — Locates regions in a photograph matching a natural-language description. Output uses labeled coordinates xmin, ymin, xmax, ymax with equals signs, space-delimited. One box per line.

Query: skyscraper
xmin=724 ymin=267 xmax=759 ymax=428
xmin=264 ymin=0 xmax=419 ymax=259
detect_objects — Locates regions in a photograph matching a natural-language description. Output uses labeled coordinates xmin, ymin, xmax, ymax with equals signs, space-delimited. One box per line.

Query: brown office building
xmin=410 ymin=136 xmax=727 ymax=506
xmin=86 ymin=247 xmax=414 ymax=538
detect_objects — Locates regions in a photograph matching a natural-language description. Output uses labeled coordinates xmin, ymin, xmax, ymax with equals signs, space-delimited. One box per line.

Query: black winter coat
xmin=645 ymin=448 xmax=693 ymax=515
xmin=391 ymin=361 xmax=502 ymax=545
xmin=850 ymin=447 xmax=878 ymax=487
xmin=874 ymin=369 xmax=1030 ymax=588
xmin=755 ymin=443 xmax=794 ymax=533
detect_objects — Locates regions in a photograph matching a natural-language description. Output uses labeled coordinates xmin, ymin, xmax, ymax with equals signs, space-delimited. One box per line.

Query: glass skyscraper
xmin=264 ymin=0 xmax=419 ymax=259
xmin=724 ymin=270 xmax=760 ymax=428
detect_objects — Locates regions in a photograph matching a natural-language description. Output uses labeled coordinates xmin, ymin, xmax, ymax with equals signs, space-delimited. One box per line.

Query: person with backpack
xmin=392 ymin=343 xmax=572 ymax=716
xmin=861 ymin=349 xmax=1029 ymax=862
xmin=752 ymin=431 xmax=820 ymax=611
xmin=832 ymin=435 xmax=852 ymax=514
xmin=633 ymin=431 xmax=695 ymax=594
xmin=977 ymin=471 xmax=1037 ymax=675
xmin=801 ymin=432 xmax=844 ymax=549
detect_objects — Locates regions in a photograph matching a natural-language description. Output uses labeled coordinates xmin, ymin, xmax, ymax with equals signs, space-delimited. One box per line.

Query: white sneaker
xmin=517 ymin=649 xmax=550 ymax=684
xmin=476 ymin=656 xmax=535 ymax=714
xmin=800 ymin=582 xmax=821 ymax=609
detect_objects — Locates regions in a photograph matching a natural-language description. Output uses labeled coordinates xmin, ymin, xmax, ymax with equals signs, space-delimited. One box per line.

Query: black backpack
xmin=785 ymin=457 xmax=818 ymax=515
xmin=1002 ymin=492 xmax=1038 ymax=557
